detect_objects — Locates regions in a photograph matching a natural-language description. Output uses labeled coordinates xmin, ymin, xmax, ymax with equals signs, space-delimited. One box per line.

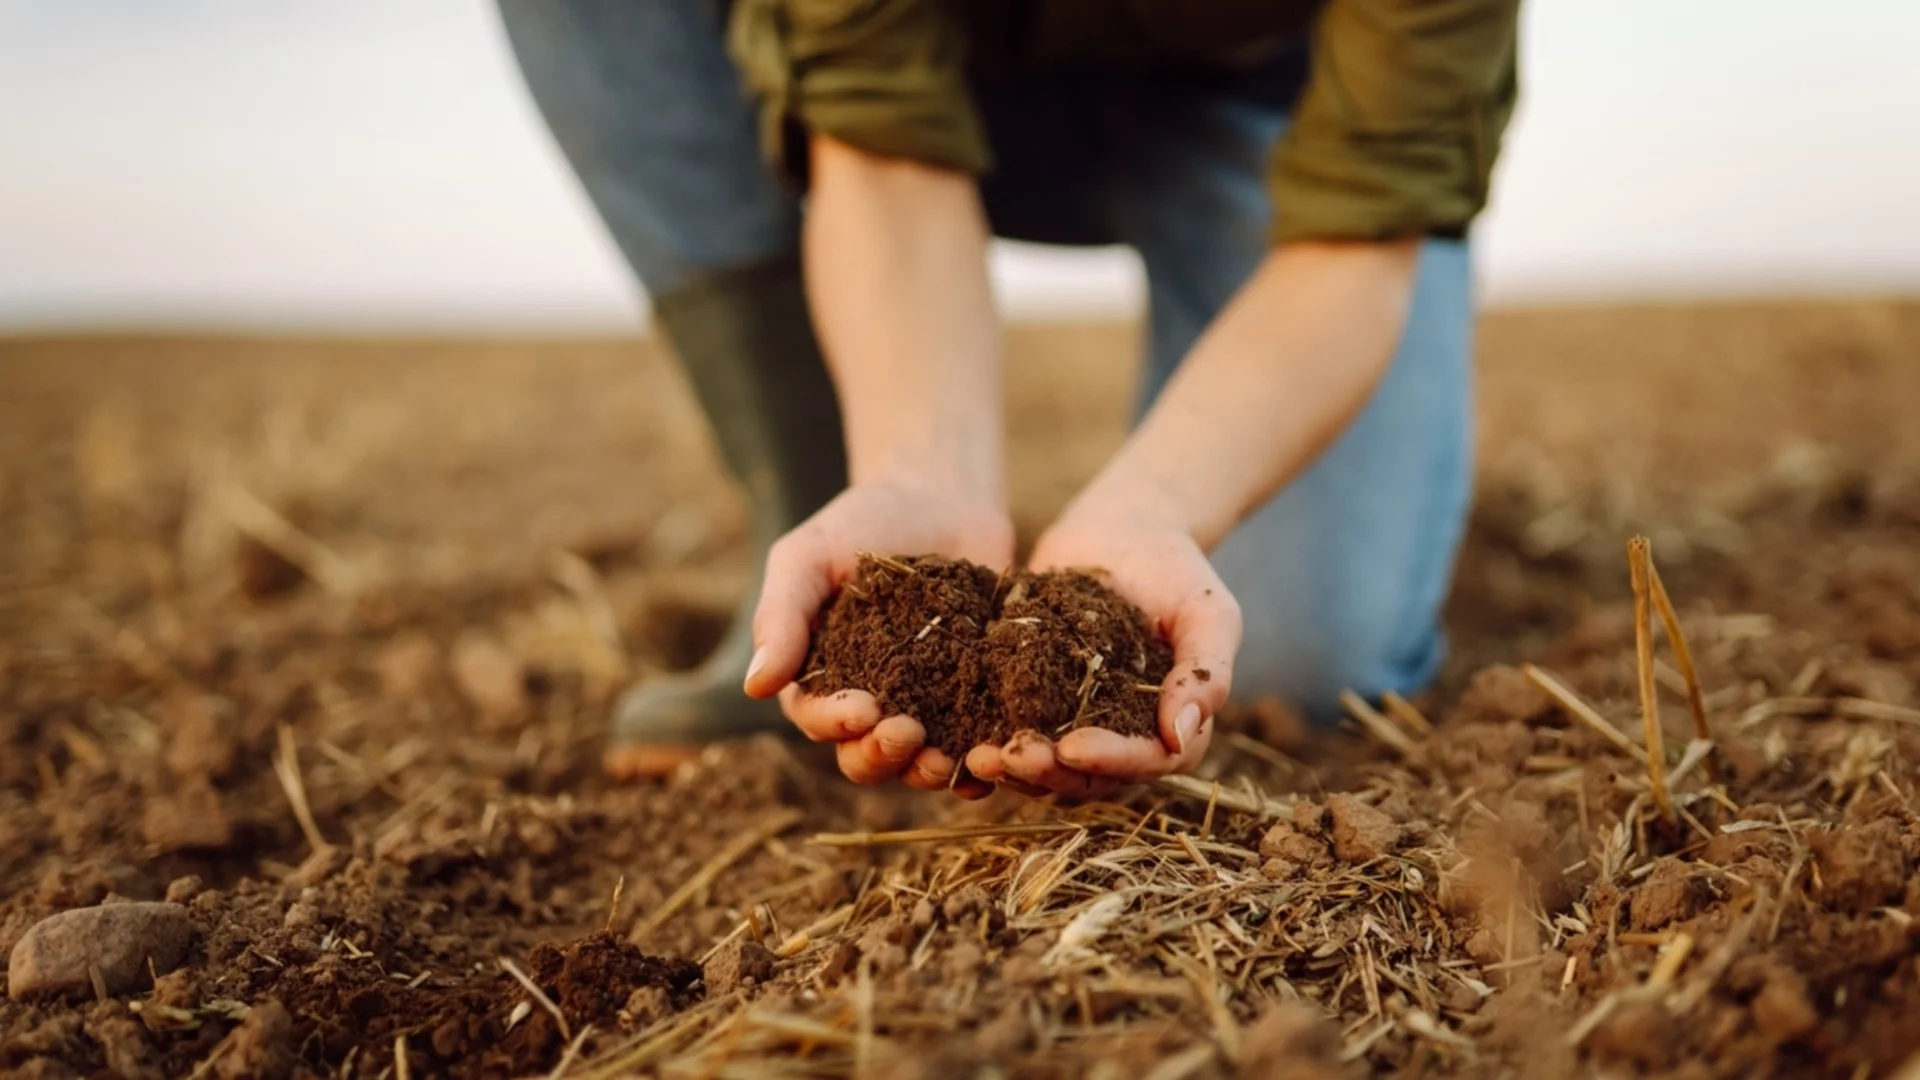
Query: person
xmin=498 ymin=0 xmax=1519 ymax=797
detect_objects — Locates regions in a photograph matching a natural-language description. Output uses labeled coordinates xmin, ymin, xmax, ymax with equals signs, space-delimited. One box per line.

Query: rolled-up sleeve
xmin=728 ymin=0 xmax=988 ymax=181
xmin=1269 ymin=0 xmax=1520 ymax=243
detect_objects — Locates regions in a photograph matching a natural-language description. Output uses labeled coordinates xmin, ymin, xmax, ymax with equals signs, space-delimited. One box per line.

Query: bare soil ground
xmin=3 ymin=301 xmax=1920 ymax=1079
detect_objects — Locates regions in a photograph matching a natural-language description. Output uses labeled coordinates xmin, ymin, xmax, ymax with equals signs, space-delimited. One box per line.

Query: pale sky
xmin=0 ymin=1 xmax=1914 ymax=330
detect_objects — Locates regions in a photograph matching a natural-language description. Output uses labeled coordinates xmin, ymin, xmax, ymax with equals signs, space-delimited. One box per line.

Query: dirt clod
xmin=1260 ymin=820 xmax=1329 ymax=866
xmin=1628 ymin=860 xmax=1709 ymax=931
xmin=7 ymin=903 xmax=198 ymax=1001
xmin=1326 ymin=794 xmax=1400 ymax=863
xmin=804 ymin=555 xmax=1172 ymax=757
xmin=1811 ymin=817 xmax=1912 ymax=912
xmin=704 ymin=939 xmax=776 ymax=995
xmin=525 ymin=931 xmax=701 ymax=1034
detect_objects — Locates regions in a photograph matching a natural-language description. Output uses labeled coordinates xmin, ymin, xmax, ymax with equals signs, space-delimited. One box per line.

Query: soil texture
xmin=802 ymin=555 xmax=1173 ymax=757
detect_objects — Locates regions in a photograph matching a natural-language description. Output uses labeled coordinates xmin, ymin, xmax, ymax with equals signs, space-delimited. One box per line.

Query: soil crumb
xmin=803 ymin=554 xmax=1173 ymax=757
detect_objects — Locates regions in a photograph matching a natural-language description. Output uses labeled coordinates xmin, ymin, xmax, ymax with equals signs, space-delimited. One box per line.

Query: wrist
xmin=1060 ymin=456 xmax=1198 ymax=538
xmin=852 ymin=445 xmax=1005 ymax=511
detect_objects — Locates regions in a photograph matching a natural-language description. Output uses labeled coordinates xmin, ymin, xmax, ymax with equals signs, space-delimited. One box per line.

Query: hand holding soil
xmin=977 ymin=511 xmax=1237 ymax=793
xmin=788 ymin=543 xmax=1228 ymax=796
xmin=742 ymin=482 xmax=1014 ymax=794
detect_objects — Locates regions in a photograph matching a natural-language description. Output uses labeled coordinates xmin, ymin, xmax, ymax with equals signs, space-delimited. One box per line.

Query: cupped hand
xmin=967 ymin=489 xmax=1240 ymax=796
xmin=743 ymin=482 xmax=1013 ymax=797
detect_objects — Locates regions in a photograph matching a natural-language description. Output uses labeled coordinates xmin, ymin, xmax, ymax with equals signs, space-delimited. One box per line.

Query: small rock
xmin=163 ymin=876 xmax=205 ymax=905
xmin=703 ymin=939 xmax=776 ymax=995
xmin=1326 ymin=793 xmax=1400 ymax=863
xmin=282 ymin=902 xmax=319 ymax=931
xmin=450 ymin=632 xmax=526 ymax=717
xmin=212 ymin=999 xmax=294 ymax=1080
xmin=1258 ymin=821 xmax=1328 ymax=867
xmin=8 ymin=902 xmax=198 ymax=1000
xmin=1259 ymin=856 xmax=1304 ymax=881
xmin=284 ymin=845 xmax=349 ymax=889
xmin=377 ymin=631 xmax=442 ymax=700
xmin=1456 ymin=664 xmax=1553 ymax=724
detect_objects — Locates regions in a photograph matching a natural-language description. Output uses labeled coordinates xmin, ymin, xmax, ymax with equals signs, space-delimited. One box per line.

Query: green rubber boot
xmin=606 ymin=257 xmax=846 ymax=778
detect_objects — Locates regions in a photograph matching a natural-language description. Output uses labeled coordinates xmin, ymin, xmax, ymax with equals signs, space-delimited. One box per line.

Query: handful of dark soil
xmin=800 ymin=554 xmax=1174 ymax=759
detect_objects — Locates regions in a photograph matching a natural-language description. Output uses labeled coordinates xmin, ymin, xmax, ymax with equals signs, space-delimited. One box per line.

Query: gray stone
xmin=7 ymin=902 xmax=198 ymax=1000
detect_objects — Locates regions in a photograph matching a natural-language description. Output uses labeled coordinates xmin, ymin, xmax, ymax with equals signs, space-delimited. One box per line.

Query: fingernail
xmin=743 ymin=646 xmax=768 ymax=688
xmin=1173 ymin=703 xmax=1202 ymax=755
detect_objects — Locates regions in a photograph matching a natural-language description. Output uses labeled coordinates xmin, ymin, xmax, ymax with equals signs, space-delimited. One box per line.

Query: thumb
xmin=746 ymin=530 xmax=836 ymax=698
xmin=1158 ymin=584 xmax=1240 ymax=757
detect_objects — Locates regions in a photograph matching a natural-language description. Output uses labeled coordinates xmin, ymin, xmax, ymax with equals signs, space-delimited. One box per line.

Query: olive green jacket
xmin=729 ymin=0 xmax=1520 ymax=244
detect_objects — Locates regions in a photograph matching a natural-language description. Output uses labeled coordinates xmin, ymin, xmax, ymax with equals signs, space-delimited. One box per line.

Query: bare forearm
xmin=1077 ymin=240 xmax=1422 ymax=547
xmin=803 ymin=136 xmax=1005 ymax=505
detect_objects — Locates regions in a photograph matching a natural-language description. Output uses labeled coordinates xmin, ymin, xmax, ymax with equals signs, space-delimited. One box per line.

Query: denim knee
xmin=498 ymin=0 xmax=800 ymax=295
xmin=1208 ymin=240 xmax=1474 ymax=727
xmin=1229 ymin=593 xmax=1448 ymax=726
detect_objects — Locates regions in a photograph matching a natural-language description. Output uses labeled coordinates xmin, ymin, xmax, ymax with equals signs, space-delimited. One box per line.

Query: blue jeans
xmin=498 ymin=0 xmax=1475 ymax=722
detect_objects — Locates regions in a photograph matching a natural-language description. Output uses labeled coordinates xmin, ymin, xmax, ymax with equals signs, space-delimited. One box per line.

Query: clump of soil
xmin=259 ymin=928 xmax=700 ymax=1079
xmin=802 ymin=555 xmax=1173 ymax=758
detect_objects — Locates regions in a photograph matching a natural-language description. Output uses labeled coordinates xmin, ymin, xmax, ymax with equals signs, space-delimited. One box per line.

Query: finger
xmin=835 ymin=714 xmax=925 ymax=786
xmin=1054 ymin=726 xmax=1207 ymax=782
xmin=781 ymin=685 xmax=882 ymax=743
xmin=746 ymin=529 xmax=836 ymax=698
xmin=1158 ymin=586 xmax=1241 ymax=756
xmin=1000 ymin=730 xmax=1099 ymax=795
xmin=964 ymin=744 xmax=1005 ymax=782
xmin=900 ymin=747 xmax=960 ymax=791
